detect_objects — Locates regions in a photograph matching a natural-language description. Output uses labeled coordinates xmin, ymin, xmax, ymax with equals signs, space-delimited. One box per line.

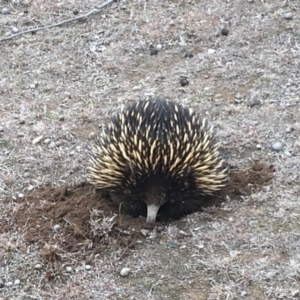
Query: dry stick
xmin=0 ymin=0 xmax=116 ymax=43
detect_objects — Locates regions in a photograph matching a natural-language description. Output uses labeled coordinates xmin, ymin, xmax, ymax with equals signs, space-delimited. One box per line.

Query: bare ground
xmin=0 ymin=0 xmax=300 ymax=299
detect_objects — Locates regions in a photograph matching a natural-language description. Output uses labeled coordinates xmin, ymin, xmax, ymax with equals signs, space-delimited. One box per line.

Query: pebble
xmin=156 ymin=44 xmax=162 ymax=51
xmin=32 ymin=135 xmax=44 ymax=145
xmin=85 ymin=265 xmax=91 ymax=270
xmin=0 ymin=279 xmax=4 ymax=288
xmin=0 ymin=126 xmax=4 ymax=132
xmin=256 ymin=144 xmax=262 ymax=150
xmin=44 ymin=138 xmax=51 ymax=144
xmin=49 ymin=141 xmax=56 ymax=148
xmin=248 ymin=0 xmax=254 ymax=2
xmin=53 ymin=224 xmax=61 ymax=231
xmin=58 ymin=115 xmax=65 ymax=121
xmin=14 ymin=279 xmax=20 ymax=286
xmin=272 ymin=142 xmax=283 ymax=151
xmin=11 ymin=27 xmax=19 ymax=33
xmin=179 ymin=76 xmax=189 ymax=87
xmin=283 ymin=13 xmax=293 ymax=20
xmin=241 ymin=291 xmax=247 ymax=297
xmin=221 ymin=28 xmax=229 ymax=36
xmin=285 ymin=127 xmax=294 ymax=133
xmin=34 ymin=263 xmax=42 ymax=270
xmin=65 ymin=266 xmax=73 ymax=273
xmin=2 ymin=7 xmax=10 ymax=14
xmin=149 ymin=45 xmax=158 ymax=55
xmin=17 ymin=132 xmax=25 ymax=137
xmin=5 ymin=281 xmax=13 ymax=287
xmin=167 ymin=242 xmax=177 ymax=249
xmin=207 ymin=48 xmax=216 ymax=55
xmin=132 ymin=85 xmax=142 ymax=92
xmin=284 ymin=150 xmax=292 ymax=157
xmin=184 ymin=51 xmax=193 ymax=58
xmin=18 ymin=193 xmax=24 ymax=198
xmin=27 ymin=185 xmax=34 ymax=191
xmin=120 ymin=267 xmax=131 ymax=277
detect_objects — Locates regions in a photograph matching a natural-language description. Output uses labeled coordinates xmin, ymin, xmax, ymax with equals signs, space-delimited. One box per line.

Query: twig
xmin=0 ymin=0 xmax=116 ymax=43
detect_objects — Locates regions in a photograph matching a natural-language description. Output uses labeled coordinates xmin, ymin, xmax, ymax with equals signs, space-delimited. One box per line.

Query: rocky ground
xmin=0 ymin=0 xmax=299 ymax=299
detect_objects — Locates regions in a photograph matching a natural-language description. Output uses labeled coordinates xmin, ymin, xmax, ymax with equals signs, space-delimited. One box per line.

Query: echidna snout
xmin=146 ymin=204 xmax=160 ymax=223
xmin=87 ymin=97 xmax=228 ymax=222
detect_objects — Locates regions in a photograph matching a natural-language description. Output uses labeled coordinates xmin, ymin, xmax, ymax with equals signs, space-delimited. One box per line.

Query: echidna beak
xmin=146 ymin=204 xmax=159 ymax=223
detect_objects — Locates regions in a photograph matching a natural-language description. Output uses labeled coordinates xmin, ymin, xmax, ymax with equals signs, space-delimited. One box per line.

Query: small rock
xmin=34 ymin=263 xmax=42 ymax=270
xmin=284 ymin=150 xmax=292 ymax=157
xmin=73 ymin=8 xmax=79 ymax=15
xmin=2 ymin=7 xmax=10 ymax=14
xmin=17 ymin=132 xmax=25 ymax=138
xmin=11 ymin=27 xmax=19 ymax=33
xmin=29 ymin=83 xmax=36 ymax=89
xmin=149 ymin=45 xmax=158 ymax=55
xmin=58 ymin=115 xmax=65 ymax=121
xmin=18 ymin=193 xmax=24 ymax=198
xmin=19 ymin=119 xmax=25 ymax=125
xmin=247 ymin=99 xmax=261 ymax=108
xmin=263 ymin=186 xmax=270 ymax=192
xmin=27 ymin=185 xmax=34 ymax=191
xmin=248 ymin=0 xmax=254 ymax=3
xmin=184 ymin=51 xmax=193 ymax=58
xmin=0 ymin=279 xmax=4 ymax=288
xmin=291 ymin=289 xmax=299 ymax=297
xmin=180 ymin=76 xmax=189 ymax=87
xmin=32 ymin=135 xmax=44 ymax=145
xmin=55 ymin=141 xmax=62 ymax=147
xmin=120 ymin=267 xmax=131 ymax=277
xmin=207 ymin=48 xmax=216 ymax=55
xmin=14 ymin=279 xmax=20 ymax=286
xmin=66 ymin=266 xmax=73 ymax=273
xmin=283 ymin=13 xmax=293 ymax=20
xmin=53 ymin=224 xmax=61 ymax=231
xmin=167 ymin=242 xmax=177 ymax=249
xmin=241 ymin=291 xmax=247 ymax=297
xmin=0 ymin=126 xmax=4 ymax=132
xmin=285 ymin=127 xmax=294 ymax=133
xmin=272 ymin=142 xmax=283 ymax=151
xmin=221 ymin=28 xmax=229 ymax=36
xmin=132 ymin=85 xmax=142 ymax=92
xmin=256 ymin=144 xmax=262 ymax=149
xmin=85 ymin=265 xmax=91 ymax=270
xmin=5 ymin=281 xmax=13 ymax=287
xmin=44 ymin=138 xmax=51 ymax=144
xmin=156 ymin=44 xmax=162 ymax=51
xmin=49 ymin=141 xmax=56 ymax=148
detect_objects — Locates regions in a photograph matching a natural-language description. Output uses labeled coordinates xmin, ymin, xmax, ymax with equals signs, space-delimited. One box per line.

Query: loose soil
xmin=2 ymin=161 xmax=274 ymax=254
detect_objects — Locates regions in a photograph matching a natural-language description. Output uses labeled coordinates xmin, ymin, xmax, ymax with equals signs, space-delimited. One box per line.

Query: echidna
xmin=87 ymin=97 xmax=227 ymax=222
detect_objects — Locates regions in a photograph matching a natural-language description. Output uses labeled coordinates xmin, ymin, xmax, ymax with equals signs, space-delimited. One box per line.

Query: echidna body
xmin=87 ymin=98 xmax=227 ymax=222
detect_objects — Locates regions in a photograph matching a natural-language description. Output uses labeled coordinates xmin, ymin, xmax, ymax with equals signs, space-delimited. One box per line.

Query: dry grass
xmin=1 ymin=0 xmax=300 ymax=299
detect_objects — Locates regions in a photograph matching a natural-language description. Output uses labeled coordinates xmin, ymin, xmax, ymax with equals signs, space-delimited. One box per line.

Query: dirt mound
xmin=3 ymin=161 xmax=274 ymax=254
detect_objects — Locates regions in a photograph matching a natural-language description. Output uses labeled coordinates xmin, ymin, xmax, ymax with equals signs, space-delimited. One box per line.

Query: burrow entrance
xmin=1 ymin=161 xmax=275 ymax=254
